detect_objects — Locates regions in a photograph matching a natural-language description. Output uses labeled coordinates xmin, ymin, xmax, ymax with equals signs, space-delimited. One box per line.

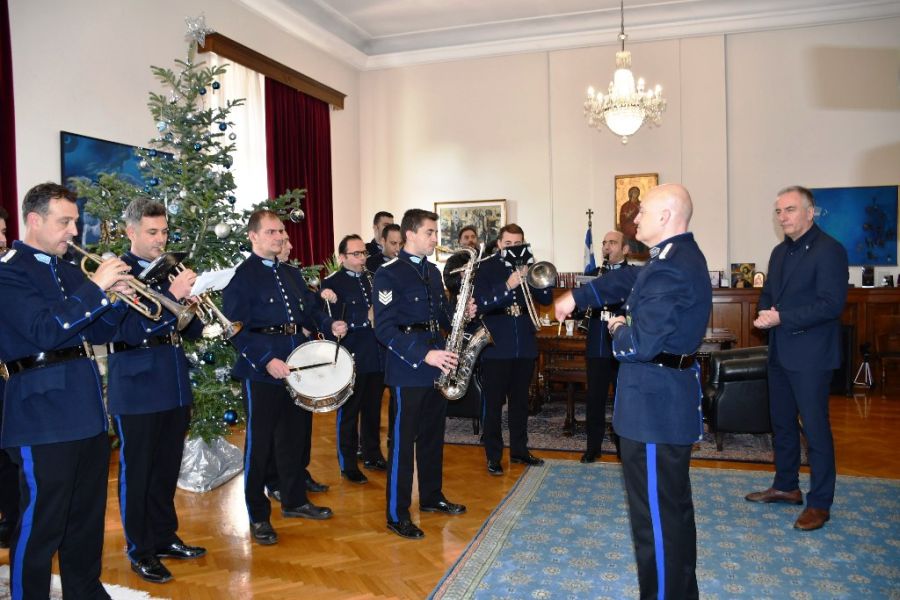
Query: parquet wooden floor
xmin=6 ymin=391 xmax=900 ymax=598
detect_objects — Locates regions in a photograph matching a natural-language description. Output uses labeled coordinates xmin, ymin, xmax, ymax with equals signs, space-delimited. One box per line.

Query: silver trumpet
xmin=66 ymin=242 xmax=195 ymax=329
xmin=521 ymin=261 xmax=557 ymax=331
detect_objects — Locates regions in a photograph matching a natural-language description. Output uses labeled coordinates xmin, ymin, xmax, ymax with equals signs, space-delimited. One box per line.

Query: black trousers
xmin=242 ymin=380 xmax=309 ymax=523
xmin=480 ymin=358 xmax=535 ymax=461
xmin=358 ymin=374 xmax=387 ymax=462
xmin=620 ymin=437 xmax=698 ymax=600
xmin=385 ymin=386 xmax=447 ymax=523
xmin=585 ymin=357 xmax=618 ymax=452
xmin=8 ymin=432 xmax=111 ymax=600
xmin=337 ymin=371 xmax=384 ymax=470
xmin=113 ymin=406 xmax=190 ymax=562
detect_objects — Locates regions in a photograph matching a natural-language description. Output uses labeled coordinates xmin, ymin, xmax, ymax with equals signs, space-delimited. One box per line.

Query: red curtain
xmin=0 ymin=0 xmax=18 ymax=240
xmin=264 ymin=77 xmax=334 ymax=267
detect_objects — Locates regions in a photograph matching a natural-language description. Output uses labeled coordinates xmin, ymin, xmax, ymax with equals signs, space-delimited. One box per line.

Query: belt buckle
xmin=170 ymin=332 xmax=182 ymax=346
xmin=508 ymin=304 xmax=522 ymax=317
xmin=0 ymin=362 xmax=8 ymax=382
xmin=284 ymin=323 xmax=297 ymax=335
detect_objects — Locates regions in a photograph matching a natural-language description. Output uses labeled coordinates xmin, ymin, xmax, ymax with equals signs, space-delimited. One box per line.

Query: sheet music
xmin=190 ymin=267 xmax=237 ymax=296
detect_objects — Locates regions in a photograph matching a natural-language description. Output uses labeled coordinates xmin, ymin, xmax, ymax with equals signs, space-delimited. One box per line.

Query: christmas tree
xmin=72 ymin=18 xmax=306 ymax=443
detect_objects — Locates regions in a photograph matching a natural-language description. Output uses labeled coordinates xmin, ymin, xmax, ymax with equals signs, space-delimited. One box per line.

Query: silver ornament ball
xmin=289 ymin=208 xmax=305 ymax=223
xmin=214 ymin=222 xmax=232 ymax=239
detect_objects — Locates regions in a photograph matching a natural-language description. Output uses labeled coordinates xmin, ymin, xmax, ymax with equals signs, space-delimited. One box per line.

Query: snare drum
xmin=284 ymin=340 xmax=356 ymax=413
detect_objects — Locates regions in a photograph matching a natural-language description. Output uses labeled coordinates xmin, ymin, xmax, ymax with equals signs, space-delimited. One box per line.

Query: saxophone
xmin=436 ymin=245 xmax=493 ymax=400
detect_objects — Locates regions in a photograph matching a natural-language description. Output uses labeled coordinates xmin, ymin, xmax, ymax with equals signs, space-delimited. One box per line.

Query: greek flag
xmin=583 ymin=226 xmax=596 ymax=274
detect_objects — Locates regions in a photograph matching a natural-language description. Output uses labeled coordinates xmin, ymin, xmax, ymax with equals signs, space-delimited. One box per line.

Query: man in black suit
xmin=365 ymin=211 xmax=394 ymax=259
xmin=746 ymin=185 xmax=848 ymax=531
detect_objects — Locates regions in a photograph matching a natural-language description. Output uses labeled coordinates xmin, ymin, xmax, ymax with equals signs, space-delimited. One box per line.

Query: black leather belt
xmin=5 ymin=344 xmax=93 ymax=377
xmin=400 ymin=321 xmax=439 ymax=333
xmin=651 ymin=352 xmax=697 ymax=370
xmin=110 ymin=332 xmax=181 ymax=354
xmin=251 ymin=323 xmax=298 ymax=335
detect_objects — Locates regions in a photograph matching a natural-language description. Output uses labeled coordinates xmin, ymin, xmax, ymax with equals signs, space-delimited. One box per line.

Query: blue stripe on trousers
xmin=336 ymin=406 xmax=345 ymax=471
xmin=243 ymin=380 xmax=254 ymax=519
xmin=12 ymin=447 xmax=36 ymax=600
xmin=388 ymin=387 xmax=402 ymax=523
xmin=115 ymin=416 xmax=137 ymax=561
xmin=646 ymin=443 xmax=666 ymax=600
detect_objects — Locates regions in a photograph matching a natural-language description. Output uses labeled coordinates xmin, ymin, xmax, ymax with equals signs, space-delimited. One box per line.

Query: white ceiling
xmin=235 ymin=0 xmax=900 ymax=69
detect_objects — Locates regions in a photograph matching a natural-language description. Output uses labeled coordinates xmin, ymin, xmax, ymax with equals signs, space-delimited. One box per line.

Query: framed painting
xmin=60 ymin=131 xmax=157 ymax=246
xmin=811 ymin=185 xmax=898 ymax=266
xmin=614 ymin=173 xmax=658 ymax=258
xmin=434 ymin=199 xmax=506 ymax=259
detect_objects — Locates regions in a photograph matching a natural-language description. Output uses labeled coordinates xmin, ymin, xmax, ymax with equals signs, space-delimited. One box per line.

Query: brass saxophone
xmin=436 ymin=245 xmax=493 ymax=400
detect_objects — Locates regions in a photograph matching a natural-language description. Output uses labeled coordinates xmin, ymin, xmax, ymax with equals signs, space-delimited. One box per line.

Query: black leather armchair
xmin=702 ymin=346 xmax=771 ymax=450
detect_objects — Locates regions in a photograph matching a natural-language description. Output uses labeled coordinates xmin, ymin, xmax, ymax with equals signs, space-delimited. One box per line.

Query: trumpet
xmin=520 ymin=261 xmax=557 ymax=331
xmin=67 ymin=241 xmax=195 ymax=329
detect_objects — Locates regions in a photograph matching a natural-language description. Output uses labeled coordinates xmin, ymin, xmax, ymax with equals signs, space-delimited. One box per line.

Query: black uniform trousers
xmin=768 ymin=363 xmax=836 ymax=508
xmin=585 ymin=357 xmax=618 ymax=452
xmin=337 ymin=371 xmax=384 ymax=471
xmin=113 ymin=405 xmax=190 ymax=563
xmin=620 ymin=437 xmax=698 ymax=600
xmin=386 ymin=386 xmax=447 ymax=523
xmin=480 ymin=358 xmax=534 ymax=462
xmin=242 ymin=380 xmax=309 ymax=523
xmin=8 ymin=432 xmax=111 ymax=600
xmin=0 ymin=447 xmax=19 ymax=534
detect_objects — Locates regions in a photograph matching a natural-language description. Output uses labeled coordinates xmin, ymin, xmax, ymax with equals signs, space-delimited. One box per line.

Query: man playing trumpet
xmin=106 ymin=198 xmax=208 ymax=584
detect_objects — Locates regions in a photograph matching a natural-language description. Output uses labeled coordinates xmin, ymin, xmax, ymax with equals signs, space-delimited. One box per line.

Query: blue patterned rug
xmin=431 ymin=460 xmax=900 ymax=599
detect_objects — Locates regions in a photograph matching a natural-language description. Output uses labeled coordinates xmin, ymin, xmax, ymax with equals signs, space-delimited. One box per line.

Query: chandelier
xmin=584 ymin=0 xmax=666 ymax=144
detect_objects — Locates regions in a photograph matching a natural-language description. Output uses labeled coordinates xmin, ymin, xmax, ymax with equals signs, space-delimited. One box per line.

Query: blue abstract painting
xmin=60 ymin=131 xmax=149 ymax=245
xmin=812 ymin=185 xmax=898 ymax=266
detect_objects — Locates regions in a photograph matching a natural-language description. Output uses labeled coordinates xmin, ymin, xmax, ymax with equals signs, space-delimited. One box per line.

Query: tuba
xmin=435 ymin=245 xmax=493 ymax=400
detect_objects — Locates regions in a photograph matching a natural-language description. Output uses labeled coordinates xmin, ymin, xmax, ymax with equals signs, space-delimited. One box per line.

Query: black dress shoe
xmin=131 ymin=556 xmax=173 ymax=583
xmin=420 ymin=499 xmax=466 ymax=515
xmin=156 ymin=540 xmax=207 ymax=559
xmin=250 ymin=521 xmax=278 ymax=545
xmin=511 ymin=453 xmax=545 ymax=466
xmin=282 ymin=502 xmax=333 ymax=520
xmin=266 ymin=487 xmax=282 ymax=503
xmin=363 ymin=457 xmax=387 ymax=471
xmin=306 ymin=478 xmax=329 ymax=493
xmin=387 ymin=520 xmax=424 ymax=539
xmin=341 ymin=470 xmax=369 ymax=484
xmin=487 ymin=460 xmax=504 ymax=476
xmin=580 ymin=450 xmax=598 ymax=464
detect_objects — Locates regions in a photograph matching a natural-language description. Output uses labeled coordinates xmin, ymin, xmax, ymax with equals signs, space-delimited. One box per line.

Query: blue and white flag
xmin=583 ymin=226 xmax=596 ymax=274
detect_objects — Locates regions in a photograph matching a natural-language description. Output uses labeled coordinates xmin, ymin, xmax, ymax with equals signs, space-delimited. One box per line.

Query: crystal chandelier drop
xmin=584 ymin=1 xmax=666 ymax=144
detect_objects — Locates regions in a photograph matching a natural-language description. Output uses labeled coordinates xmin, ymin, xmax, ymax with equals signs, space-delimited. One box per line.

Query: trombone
xmin=66 ymin=241 xmax=195 ymax=329
xmin=520 ymin=261 xmax=557 ymax=331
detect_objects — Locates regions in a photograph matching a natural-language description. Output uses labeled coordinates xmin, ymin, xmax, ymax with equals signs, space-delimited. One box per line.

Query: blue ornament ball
xmin=193 ymin=142 xmax=202 ymax=151
xmin=199 ymin=87 xmax=207 ymax=95
xmin=148 ymin=177 xmax=159 ymax=187
xmin=148 ymin=149 xmax=158 ymax=157
xmin=223 ymin=410 xmax=238 ymax=425
xmin=218 ymin=122 xmax=228 ymax=131
xmin=227 ymin=195 xmax=237 ymax=205
xmin=212 ymin=81 xmax=221 ymax=90
xmin=171 ymin=231 xmax=182 ymax=242
xmin=239 ymin=242 xmax=250 ymax=252
xmin=202 ymin=351 xmax=215 ymax=364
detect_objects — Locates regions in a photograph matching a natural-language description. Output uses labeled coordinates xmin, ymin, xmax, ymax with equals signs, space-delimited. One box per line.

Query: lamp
xmin=584 ymin=0 xmax=666 ymax=144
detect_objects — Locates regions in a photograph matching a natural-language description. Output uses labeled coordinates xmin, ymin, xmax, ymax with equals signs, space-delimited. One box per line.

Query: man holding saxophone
xmin=373 ymin=209 xmax=474 ymax=540
xmin=106 ymin=198 xmax=207 ymax=584
xmin=0 ymin=182 xmax=133 ymax=599
xmin=473 ymin=224 xmax=552 ymax=476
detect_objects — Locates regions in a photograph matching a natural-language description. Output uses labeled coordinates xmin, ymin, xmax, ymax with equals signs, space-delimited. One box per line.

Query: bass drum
xmin=284 ymin=339 xmax=355 ymax=413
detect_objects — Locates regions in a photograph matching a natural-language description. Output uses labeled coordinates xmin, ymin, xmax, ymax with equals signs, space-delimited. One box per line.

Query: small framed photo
xmin=708 ymin=270 xmax=721 ymax=288
xmin=434 ymin=199 xmax=506 ymax=260
xmin=730 ymin=263 xmax=755 ymax=288
xmin=752 ymin=272 xmax=766 ymax=288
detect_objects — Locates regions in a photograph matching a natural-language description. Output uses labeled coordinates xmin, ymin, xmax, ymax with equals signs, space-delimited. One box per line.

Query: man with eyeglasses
xmin=322 ymin=235 xmax=387 ymax=483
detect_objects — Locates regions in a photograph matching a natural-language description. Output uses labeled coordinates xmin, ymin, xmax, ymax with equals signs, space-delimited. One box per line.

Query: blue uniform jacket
xmin=223 ymin=253 xmax=334 ymax=384
xmin=322 ymin=267 xmax=384 ymax=374
xmin=366 ymin=252 xmax=389 ymax=273
xmin=576 ymin=262 xmax=641 ymax=359
xmin=373 ymin=250 xmax=452 ymax=387
xmin=580 ymin=233 xmax=712 ymax=445
xmin=106 ymin=252 xmax=204 ymax=415
xmin=0 ymin=241 xmax=127 ymax=447
xmin=473 ymin=253 xmax=553 ymax=360
xmin=759 ymin=224 xmax=848 ymax=371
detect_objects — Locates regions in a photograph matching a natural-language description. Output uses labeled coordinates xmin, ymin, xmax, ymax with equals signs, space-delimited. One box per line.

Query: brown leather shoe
xmin=794 ymin=507 xmax=830 ymax=531
xmin=744 ymin=487 xmax=803 ymax=505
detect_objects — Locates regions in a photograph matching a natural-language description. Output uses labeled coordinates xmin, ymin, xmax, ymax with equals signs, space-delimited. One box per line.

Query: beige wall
xmin=9 ymin=0 xmax=361 ymax=251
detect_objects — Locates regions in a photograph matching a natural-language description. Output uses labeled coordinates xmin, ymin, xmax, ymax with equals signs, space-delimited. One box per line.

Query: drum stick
xmin=290 ymin=361 xmax=332 ymax=372
xmin=333 ymin=304 xmax=347 ymax=363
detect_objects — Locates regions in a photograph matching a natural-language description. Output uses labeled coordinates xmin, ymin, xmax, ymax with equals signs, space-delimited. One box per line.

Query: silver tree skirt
xmin=177 ymin=437 xmax=243 ymax=493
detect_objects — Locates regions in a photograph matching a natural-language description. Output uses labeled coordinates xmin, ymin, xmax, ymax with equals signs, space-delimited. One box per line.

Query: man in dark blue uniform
xmin=0 ymin=205 xmax=19 ymax=549
xmin=373 ymin=208 xmax=473 ymax=540
xmin=745 ymin=186 xmax=848 ymax=531
xmin=557 ymin=183 xmax=711 ymax=600
xmin=365 ymin=211 xmax=394 ymax=262
xmin=473 ymin=224 xmax=551 ymax=475
xmin=579 ymin=230 xmax=639 ymax=463
xmin=107 ymin=198 xmax=207 ymax=583
xmin=366 ymin=223 xmax=401 ymax=274
xmin=223 ymin=209 xmax=347 ymax=545
xmin=323 ymin=234 xmax=386 ymax=483
xmin=0 ymin=182 xmax=133 ymax=599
